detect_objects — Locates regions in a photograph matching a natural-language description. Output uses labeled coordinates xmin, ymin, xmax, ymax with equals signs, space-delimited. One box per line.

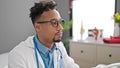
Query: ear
xmin=34 ymin=23 xmax=41 ymax=33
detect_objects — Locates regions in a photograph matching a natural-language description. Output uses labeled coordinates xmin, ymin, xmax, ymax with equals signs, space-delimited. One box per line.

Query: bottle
xmin=80 ymin=21 xmax=85 ymax=40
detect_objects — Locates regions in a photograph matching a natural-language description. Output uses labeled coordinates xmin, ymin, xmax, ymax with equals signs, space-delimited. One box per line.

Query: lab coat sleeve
xmin=59 ymin=42 xmax=80 ymax=68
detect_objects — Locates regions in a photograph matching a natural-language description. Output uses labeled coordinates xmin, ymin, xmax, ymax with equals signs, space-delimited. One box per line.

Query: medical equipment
xmin=33 ymin=37 xmax=62 ymax=68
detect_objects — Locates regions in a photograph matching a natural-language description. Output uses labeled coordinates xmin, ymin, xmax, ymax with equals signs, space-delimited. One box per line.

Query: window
xmin=72 ymin=0 xmax=115 ymax=41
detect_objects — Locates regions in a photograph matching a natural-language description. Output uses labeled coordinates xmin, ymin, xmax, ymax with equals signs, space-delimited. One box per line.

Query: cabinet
xmin=69 ymin=41 xmax=120 ymax=68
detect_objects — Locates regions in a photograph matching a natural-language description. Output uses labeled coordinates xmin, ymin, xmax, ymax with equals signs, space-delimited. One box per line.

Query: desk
xmin=69 ymin=40 xmax=120 ymax=68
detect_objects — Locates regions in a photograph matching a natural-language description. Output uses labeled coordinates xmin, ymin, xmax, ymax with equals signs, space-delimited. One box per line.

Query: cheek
xmin=45 ymin=28 xmax=56 ymax=38
xmin=41 ymin=25 xmax=56 ymax=38
xmin=48 ymin=30 xmax=56 ymax=37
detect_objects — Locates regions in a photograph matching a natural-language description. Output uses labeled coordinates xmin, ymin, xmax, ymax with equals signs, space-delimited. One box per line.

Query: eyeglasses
xmin=37 ymin=19 xmax=65 ymax=27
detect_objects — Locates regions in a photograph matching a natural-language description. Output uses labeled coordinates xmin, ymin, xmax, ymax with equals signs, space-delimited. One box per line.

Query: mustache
xmin=53 ymin=31 xmax=63 ymax=42
xmin=55 ymin=31 xmax=63 ymax=35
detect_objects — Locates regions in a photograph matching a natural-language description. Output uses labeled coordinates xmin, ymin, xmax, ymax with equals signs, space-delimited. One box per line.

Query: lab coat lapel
xmin=37 ymin=50 xmax=45 ymax=68
xmin=54 ymin=48 xmax=61 ymax=68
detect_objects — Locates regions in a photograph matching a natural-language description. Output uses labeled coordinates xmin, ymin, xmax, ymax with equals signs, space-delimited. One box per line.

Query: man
xmin=8 ymin=0 xmax=79 ymax=68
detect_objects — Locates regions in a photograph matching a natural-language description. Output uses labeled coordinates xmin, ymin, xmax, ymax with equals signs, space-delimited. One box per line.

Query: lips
xmin=56 ymin=32 xmax=63 ymax=37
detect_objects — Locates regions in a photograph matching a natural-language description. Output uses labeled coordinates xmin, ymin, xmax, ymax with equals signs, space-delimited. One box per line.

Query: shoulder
xmin=8 ymin=36 xmax=36 ymax=67
xmin=9 ymin=36 xmax=34 ymax=53
xmin=8 ymin=36 xmax=35 ymax=61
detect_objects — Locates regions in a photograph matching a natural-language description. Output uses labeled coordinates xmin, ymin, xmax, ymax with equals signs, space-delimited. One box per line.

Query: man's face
xmin=35 ymin=9 xmax=63 ymax=43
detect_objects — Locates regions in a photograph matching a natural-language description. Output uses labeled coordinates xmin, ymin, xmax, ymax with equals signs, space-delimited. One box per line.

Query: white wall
xmin=72 ymin=0 xmax=115 ymax=41
xmin=0 ymin=0 xmax=35 ymax=54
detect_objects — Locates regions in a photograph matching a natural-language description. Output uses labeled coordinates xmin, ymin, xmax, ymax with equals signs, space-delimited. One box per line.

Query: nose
xmin=57 ymin=23 xmax=63 ymax=30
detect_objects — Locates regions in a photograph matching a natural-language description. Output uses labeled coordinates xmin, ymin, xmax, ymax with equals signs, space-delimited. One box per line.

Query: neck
xmin=37 ymin=35 xmax=53 ymax=49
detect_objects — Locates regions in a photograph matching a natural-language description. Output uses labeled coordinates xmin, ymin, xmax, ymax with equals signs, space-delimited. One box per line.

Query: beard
xmin=52 ymin=36 xmax=62 ymax=42
xmin=53 ymin=38 xmax=61 ymax=42
xmin=53 ymin=32 xmax=62 ymax=42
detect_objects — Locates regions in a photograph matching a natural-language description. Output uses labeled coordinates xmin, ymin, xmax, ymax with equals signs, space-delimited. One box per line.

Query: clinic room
xmin=0 ymin=0 xmax=120 ymax=68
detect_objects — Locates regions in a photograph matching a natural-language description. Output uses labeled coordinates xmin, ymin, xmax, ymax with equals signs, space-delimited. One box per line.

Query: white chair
xmin=0 ymin=53 xmax=8 ymax=68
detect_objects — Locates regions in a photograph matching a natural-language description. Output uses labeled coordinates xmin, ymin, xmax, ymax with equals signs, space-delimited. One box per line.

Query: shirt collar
xmin=34 ymin=35 xmax=57 ymax=57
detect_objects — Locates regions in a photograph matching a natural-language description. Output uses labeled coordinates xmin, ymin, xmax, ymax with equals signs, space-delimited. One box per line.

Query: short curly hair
xmin=29 ymin=0 xmax=57 ymax=24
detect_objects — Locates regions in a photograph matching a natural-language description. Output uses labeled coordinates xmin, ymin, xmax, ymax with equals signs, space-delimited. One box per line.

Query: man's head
xmin=29 ymin=0 xmax=63 ymax=45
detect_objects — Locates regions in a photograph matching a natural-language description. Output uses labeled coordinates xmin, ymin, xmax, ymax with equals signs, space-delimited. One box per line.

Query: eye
xmin=49 ymin=19 xmax=64 ymax=27
xmin=51 ymin=19 xmax=57 ymax=24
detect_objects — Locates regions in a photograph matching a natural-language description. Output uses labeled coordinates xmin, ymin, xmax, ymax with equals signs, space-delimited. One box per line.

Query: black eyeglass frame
xmin=37 ymin=19 xmax=65 ymax=27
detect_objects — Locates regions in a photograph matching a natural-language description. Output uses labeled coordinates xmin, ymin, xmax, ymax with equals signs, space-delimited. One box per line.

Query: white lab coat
xmin=8 ymin=36 xmax=79 ymax=68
